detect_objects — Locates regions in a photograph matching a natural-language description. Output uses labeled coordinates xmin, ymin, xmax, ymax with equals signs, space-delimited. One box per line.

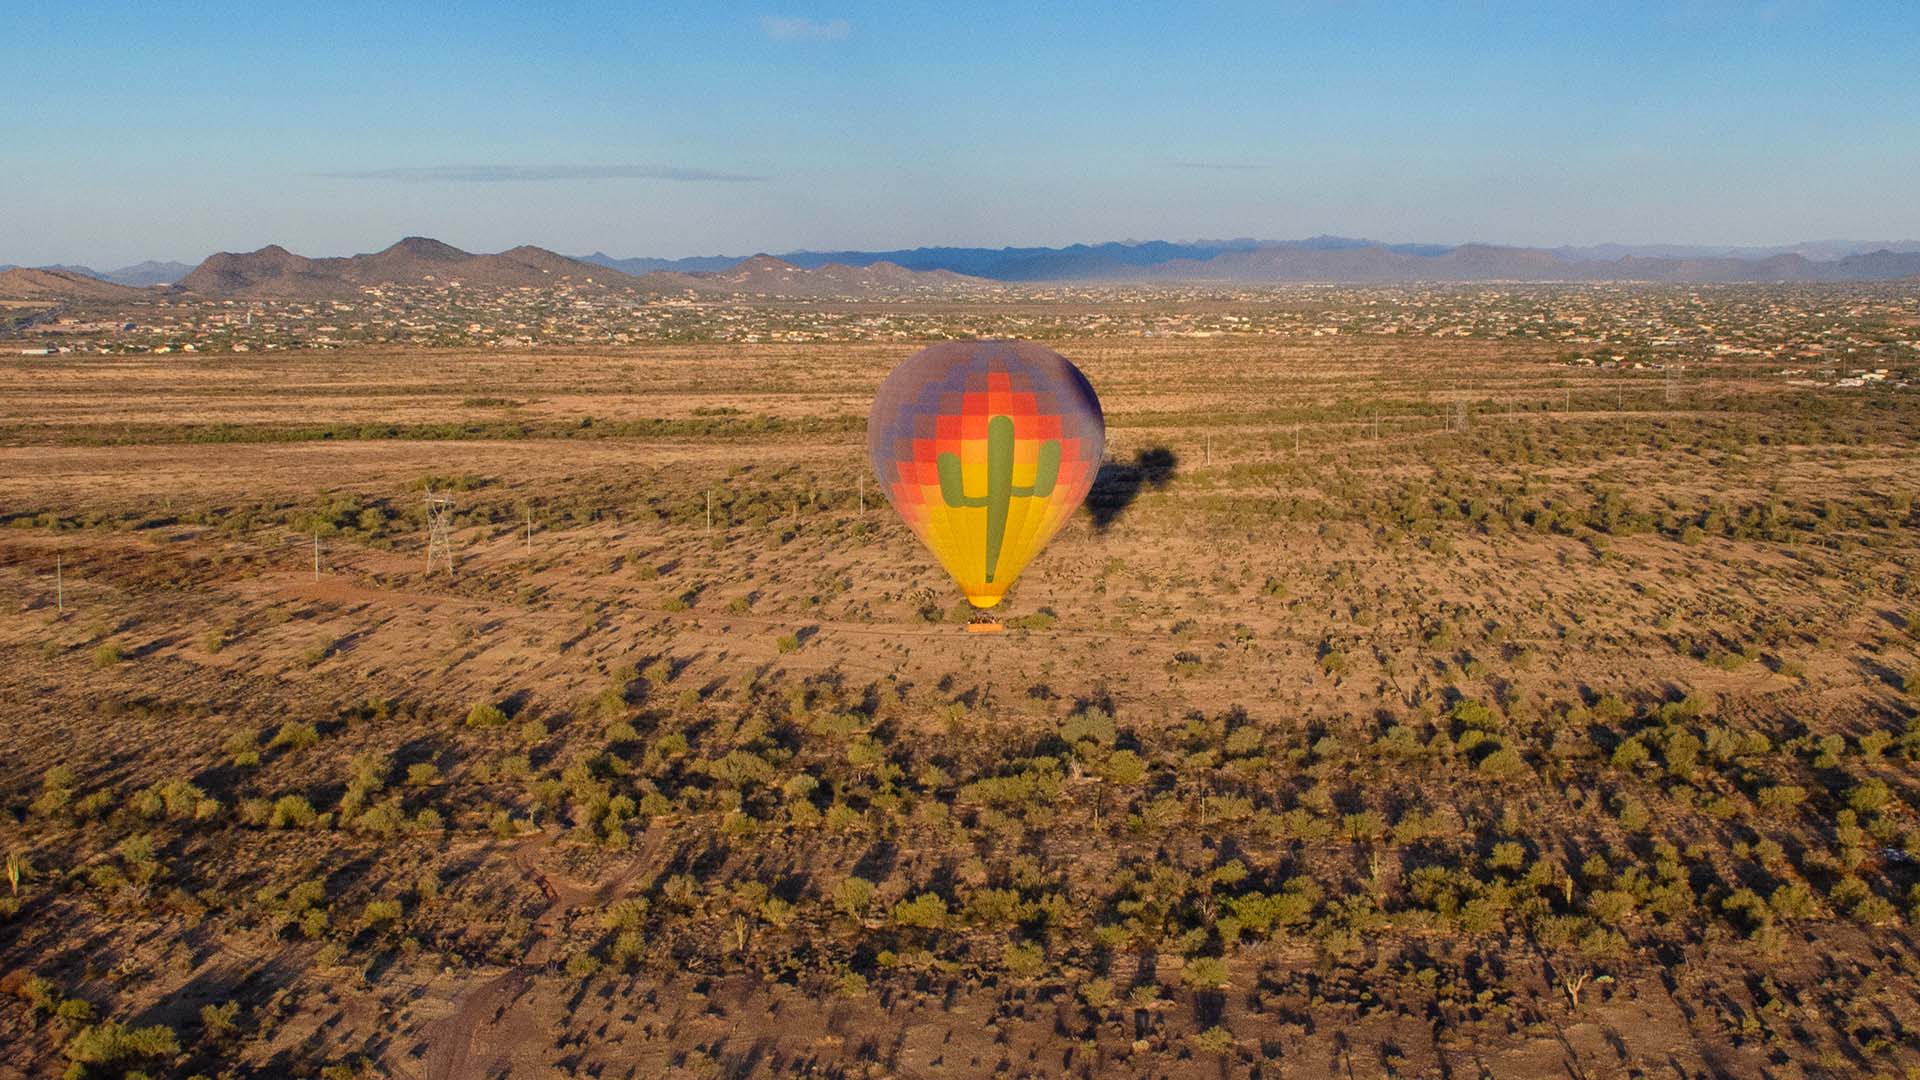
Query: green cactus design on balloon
xmin=936 ymin=415 xmax=1062 ymax=583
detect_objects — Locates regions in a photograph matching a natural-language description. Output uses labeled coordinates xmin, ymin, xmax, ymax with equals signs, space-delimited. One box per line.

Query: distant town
xmin=5 ymin=278 xmax=1916 ymax=393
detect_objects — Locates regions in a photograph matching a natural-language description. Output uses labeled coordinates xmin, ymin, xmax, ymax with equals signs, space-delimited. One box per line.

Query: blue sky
xmin=5 ymin=1 xmax=1917 ymax=265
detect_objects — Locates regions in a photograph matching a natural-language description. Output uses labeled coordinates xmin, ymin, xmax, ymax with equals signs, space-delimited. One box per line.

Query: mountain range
xmin=580 ymin=235 xmax=1920 ymax=283
xmin=7 ymin=236 xmax=1920 ymax=304
xmin=0 ymin=260 xmax=195 ymax=286
xmin=177 ymin=237 xmax=639 ymax=298
xmin=0 ymin=267 xmax=144 ymax=301
xmin=160 ymin=239 xmax=996 ymax=300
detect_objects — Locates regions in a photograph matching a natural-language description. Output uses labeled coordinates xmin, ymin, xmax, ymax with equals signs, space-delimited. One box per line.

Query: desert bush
xmin=268 ymin=794 xmax=319 ymax=829
xmin=132 ymin=778 xmax=219 ymax=821
xmin=610 ymin=929 xmax=646 ymax=967
xmin=1858 ymin=730 xmax=1891 ymax=759
xmin=1002 ymin=941 xmax=1047 ymax=979
xmin=269 ymin=721 xmax=319 ymax=751
xmin=1609 ymin=737 xmax=1649 ymax=770
xmin=1756 ymin=784 xmax=1806 ymax=815
xmin=198 ymin=1000 xmax=241 ymax=1043
xmin=226 ymin=731 xmax=261 ymax=767
xmin=1181 ymin=955 xmax=1231 ymax=989
xmin=1190 ymin=1026 xmax=1235 ymax=1054
xmin=301 ymin=636 xmax=336 ymax=667
xmin=361 ymin=899 xmax=403 ymax=928
xmin=1101 ymin=749 xmax=1147 ymax=785
xmin=64 ymin=1021 xmax=179 ymax=1070
xmin=91 ymin=643 xmax=124 ymax=669
xmin=833 ymin=876 xmax=875 ymax=919
xmin=1060 ymin=707 xmax=1116 ymax=748
xmin=465 ymin=702 xmax=508 ymax=728
xmin=1768 ymin=882 xmax=1819 ymax=921
xmin=892 ymin=892 xmax=949 ymax=930
xmin=1477 ymin=747 xmax=1527 ymax=779
xmin=1488 ymin=841 xmax=1527 ymax=872
xmin=1342 ymin=810 xmax=1386 ymax=843
xmin=1846 ymin=778 xmax=1891 ymax=814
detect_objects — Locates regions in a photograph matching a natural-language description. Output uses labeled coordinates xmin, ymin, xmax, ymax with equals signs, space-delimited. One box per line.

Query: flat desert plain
xmin=1 ymin=336 xmax=1918 ymax=1079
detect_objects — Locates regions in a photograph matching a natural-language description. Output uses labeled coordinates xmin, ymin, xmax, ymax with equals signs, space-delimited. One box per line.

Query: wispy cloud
xmin=760 ymin=15 xmax=851 ymax=40
xmin=1172 ymin=161 xmax=1264 ymax=171
xmin=323 ymin=165 xmax=768 ymax=183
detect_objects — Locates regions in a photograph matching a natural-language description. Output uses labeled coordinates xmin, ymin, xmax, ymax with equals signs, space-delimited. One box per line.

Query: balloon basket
xmin=965 ymin=615 xmax=1004 ymax=634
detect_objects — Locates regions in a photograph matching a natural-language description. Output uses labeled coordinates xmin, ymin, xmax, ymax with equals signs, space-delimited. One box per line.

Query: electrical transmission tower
xmin=424 ymin=491 xmax=457 ymax=576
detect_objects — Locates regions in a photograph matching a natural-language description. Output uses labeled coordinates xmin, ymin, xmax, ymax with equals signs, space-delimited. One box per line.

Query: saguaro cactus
xmin=936 ymin=415 xmax=1061 ymax=583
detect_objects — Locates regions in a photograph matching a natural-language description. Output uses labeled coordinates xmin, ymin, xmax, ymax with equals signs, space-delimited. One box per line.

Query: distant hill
xmin=0 ymin=260 xmax=196 ymax=286
xmin=584 ymin=238 xmax=1920 ymax=284
xmin=1552 ymin=239 xmax=1920 ymax=262
xmin=646 ymin=254 xmax=995 ymax=297
xmin=0 ymin=267 xmax=142 ymax=301
xmin=179 ymin=238 xmax=637 ymax=298
xmin=579 ymin=251 xmax=744 ymax=275
xmin=1140 ymin=244 xmax=1920 ymax=283
xmin=101 ymin=260 xmax=195 ymax=287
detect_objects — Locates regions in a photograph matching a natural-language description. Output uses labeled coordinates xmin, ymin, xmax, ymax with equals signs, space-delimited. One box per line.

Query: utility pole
xmin=56 ymin=554 xmax=64 ymax=614
xmin=311 ymin=533 xmax=320 ymax=581
xmin=524 ymin=505 xmax=533 ymax=555
xmin=424 ymin=491 xmax=456 ymax=577
xmin=858 ymin=471 xmax=865 ymax=515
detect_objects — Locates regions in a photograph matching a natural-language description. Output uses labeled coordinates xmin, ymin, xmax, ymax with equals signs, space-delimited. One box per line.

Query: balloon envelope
xmin=868 ymin=341 xmax=1104 ymax=609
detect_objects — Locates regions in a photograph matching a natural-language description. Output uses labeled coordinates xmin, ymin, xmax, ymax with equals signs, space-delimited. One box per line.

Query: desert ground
xmin=2 ymin=330 xmax=1918 ymax=1078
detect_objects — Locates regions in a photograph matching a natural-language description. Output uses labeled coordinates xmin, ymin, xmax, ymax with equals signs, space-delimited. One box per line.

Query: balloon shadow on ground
xmin=1087 ymin=447 xmax=1177 ymax=530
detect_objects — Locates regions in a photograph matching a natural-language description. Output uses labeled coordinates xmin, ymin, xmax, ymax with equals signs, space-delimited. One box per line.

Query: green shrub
xmin=1846 ymin=778 xmax=1891 ymax=814
xmin=1101 ymin=750 xmax=1147 ymax=785
xmin=64 ymin=1021 xmax=179 ymax=1068
xmin=1181 ymin=955 xmax=1231 ymax=989
xmin=465 ymin=702 xmax=508 ymax=728
xmin=269 ymin=722 xmax=319 ymax=751
xmin=1002 ymin=941 xmax=1047 ymax=979
xmin=1060 ymin=707 xmax=1116 ymax=748
xmin=891 ymin=892 xmax=948 ymax=930
xmin=833 ymin=876 xmax=875 ymax=919
xmin=1476 ymin=747 xmax=1527 ymax=779
xmin=199 ymin=1001 xmax=241 ymax=1042
xmin=268 ymin=795 xmax=319 ymax=829
xmin=1756 ymin=784 xmax=1806 ymax=815
xmin=1190 ymin=1026 xmax=1235 ymax=1054
xmin=1609 ymin=737 xmax=1649 ymax=770
xmin=361 ymin=899 xmax=403 ymax=927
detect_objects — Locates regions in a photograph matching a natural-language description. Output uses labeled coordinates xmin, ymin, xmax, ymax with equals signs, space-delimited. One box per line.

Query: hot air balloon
xmin=868 ymin=341 xmax=1104 ymax=624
